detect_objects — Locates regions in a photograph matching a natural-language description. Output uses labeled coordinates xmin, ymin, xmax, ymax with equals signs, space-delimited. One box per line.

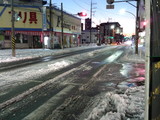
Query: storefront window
xmin=4 ymin=36 xmax=10 ymax=40
xmin=23 ymin=34 xmax=28 ymax=43
xmin=33 ymin=36 xmax=42 ymax=48
xmin=15 ymin=34 xmax=28 ymax=43
xmin=15 ymin=34 xmax=21 ymax=43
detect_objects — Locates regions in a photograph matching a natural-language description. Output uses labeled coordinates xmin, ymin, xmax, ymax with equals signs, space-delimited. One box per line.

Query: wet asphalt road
xmin=0 ymin=46 xmax=145 ymax=120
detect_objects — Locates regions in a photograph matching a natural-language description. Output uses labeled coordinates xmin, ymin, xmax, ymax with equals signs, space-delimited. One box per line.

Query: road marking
xmin=22 ymin=85 xmax=75 ymax=120
xmin=103 ymin=50 xmax=123 ymax=63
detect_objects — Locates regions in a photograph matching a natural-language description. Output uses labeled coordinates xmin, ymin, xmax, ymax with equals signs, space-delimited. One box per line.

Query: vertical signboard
xmin=42 ymin=6 xmax=47 ymax=31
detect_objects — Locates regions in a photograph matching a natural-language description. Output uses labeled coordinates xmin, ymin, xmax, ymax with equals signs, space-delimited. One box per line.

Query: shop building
xmin=0 ymin=2 xmax=81 ymax=49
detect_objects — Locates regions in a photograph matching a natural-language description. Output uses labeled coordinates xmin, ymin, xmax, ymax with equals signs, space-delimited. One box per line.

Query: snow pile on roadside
xmin=47 ymin=60 xmax=71 ymax=70
xmin=0 ymin=46 xmax=100 ymax=63
xmin=85 ymin=86 xmax=145 ymax=120
xmin=122 ymin=46 xmax=145 ymax=63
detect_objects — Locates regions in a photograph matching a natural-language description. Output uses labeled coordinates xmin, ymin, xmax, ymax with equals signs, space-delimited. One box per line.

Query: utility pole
xmin=49 ymin=0 xmax=52 ymax=30
xmin=145 ymin=0 xmax=150 ymax=119
xmin=11 ymin=0 xmax=15 ymax=57
xmin=90 ymin=0 xmax=97 ymax=44
xmin=90 ymin=0 xmax=92 ymax=43
xmin=49 ymin=0 xmax=54 ymax=49
xmin=61 ymin=3 xmax=64 ymax=49
xmin=145 ymin=0 xmax=160 ymax=119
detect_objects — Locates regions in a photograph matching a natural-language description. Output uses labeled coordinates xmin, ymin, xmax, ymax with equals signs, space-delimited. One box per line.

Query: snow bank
xmin=0 ymin=45 xmax=100 ymax=63
xmin=85 ymin=86 xmax=145 ymax=120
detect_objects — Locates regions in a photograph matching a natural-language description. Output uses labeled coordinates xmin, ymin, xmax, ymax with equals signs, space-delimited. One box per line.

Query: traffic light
xmin=140 ymin=20 xmax=147 ymax=31
xmin=106 ymin=0 xmax=114 ymax=4
xmin=142 ymin=21 xmax=147 ymax=26
xmin=77 ymin=12 xmax=87 ymax=17
xmin=14 ymin=12 xmax=21 ymax=21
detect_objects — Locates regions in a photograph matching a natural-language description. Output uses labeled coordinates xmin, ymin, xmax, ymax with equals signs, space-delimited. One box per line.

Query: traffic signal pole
xmin=135 ymin=0 xmax=139 ymax=54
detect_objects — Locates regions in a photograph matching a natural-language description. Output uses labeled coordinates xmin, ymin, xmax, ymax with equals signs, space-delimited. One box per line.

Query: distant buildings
xmin=85 ymin=18 xmax=91 ymax=30
xmin=99 ymin=22 xmax=123 ymax=44
xmin=81 ymin=28 xmax=99 ymax=44
xmin=81 ymin=17 xmax=124 ymax=45
xmin=80 ymin=18 xmax=99 ymax=44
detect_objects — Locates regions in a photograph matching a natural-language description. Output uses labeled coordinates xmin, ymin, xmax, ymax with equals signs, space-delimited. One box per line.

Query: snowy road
xmin=0 ymin=45 xmax=145 ymax=120
xmin=0 ymin=47 xmax=105 ymax=72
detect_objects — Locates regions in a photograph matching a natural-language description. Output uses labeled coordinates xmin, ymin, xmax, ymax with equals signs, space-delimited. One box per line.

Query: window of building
xmin=15 ymin=34 xmax=21 ymax=43
xmin=15 ymin=34 xmax=28 ymax=43
xmin=4 ymin=36 xmax=10 ymax=40
xmin=23 ymin=34 xmax=28 ymax=43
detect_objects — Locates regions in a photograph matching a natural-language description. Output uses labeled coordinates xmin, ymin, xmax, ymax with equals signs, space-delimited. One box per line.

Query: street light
xmin=120 ymin=9 xmax=138 ymax=54
xmin=120 ymin=9 xmax=136 ymax=18
xmin=110 ymin=25 xmax=115 ymax=29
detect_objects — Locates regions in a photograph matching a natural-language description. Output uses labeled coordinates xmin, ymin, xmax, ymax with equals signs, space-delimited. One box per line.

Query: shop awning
xmin=5 ymin=31 xmax=51 ymax=36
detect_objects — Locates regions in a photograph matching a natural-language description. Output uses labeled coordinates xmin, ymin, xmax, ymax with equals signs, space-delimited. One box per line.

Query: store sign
xmin=0 ymin=6 xmax=42 ymax=29
xmin=106 ymin=5 xmax=114 ymax=9
xmin=56 ymin=16 xmax=71 ymax=30
xmin=56 ymin=16 xmax=78 ymax=31
xmin=8 ymin=11 xmax=38 ymax=24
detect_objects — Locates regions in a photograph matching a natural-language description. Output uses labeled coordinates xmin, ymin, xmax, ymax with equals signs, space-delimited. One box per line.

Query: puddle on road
xmin=105 ymin=82 xmax=116 ymax=87
xmin=106 ymin=82 xmax=116 ymax=86
xmin=118 ymin=81 xmax=137 ymax=88
xmin=98 ymin=82 xmax=117 ymax=92
xmin=120 ymin=63 xmax=133 ymax=77
xmin=92 ymin=62 xmax=100 ymax=64
xmin=119 ymin=63 xmax=145 ymax=88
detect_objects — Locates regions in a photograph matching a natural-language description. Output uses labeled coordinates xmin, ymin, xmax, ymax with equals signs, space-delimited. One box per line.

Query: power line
xmin=71 ymin=0 xmax=89 ymax=11
xmin=75 ymin=0 xmax=90 ymax=6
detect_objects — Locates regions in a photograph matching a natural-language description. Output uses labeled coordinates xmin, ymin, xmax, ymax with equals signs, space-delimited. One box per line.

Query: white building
xmin=81 ymin=29 xmax=99 ymax=44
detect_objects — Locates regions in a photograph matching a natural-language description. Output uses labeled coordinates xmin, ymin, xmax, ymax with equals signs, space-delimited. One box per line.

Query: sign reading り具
xmin=0 ymin=6 xmax=42 ymax=29
xmin=8 ymin=11 xmax=38 ymax=24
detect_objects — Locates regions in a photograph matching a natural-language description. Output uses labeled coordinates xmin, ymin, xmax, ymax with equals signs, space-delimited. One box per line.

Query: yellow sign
xmin=0 ymin=5 xmax=81 ymax=34
xmin=0 ymin=6 xmax=42 ymax=29
xmin=155 ymin=61 xmax=160 ymax=69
